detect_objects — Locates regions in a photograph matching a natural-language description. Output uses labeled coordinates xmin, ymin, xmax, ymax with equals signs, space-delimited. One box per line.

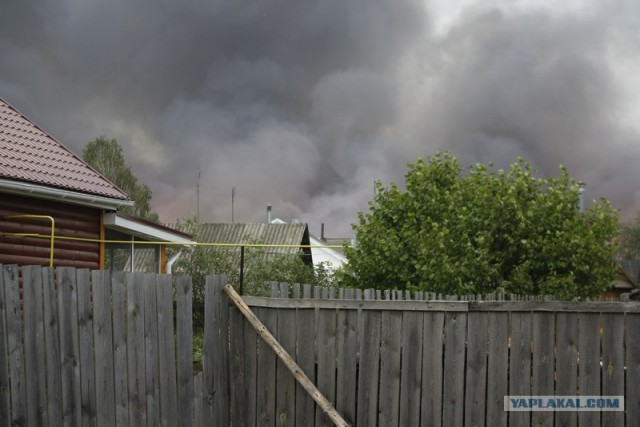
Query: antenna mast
xmin=196 ymin=167 xmax=201 ymax=219
xmin=232 ymin=186 xmax=236 ymax=223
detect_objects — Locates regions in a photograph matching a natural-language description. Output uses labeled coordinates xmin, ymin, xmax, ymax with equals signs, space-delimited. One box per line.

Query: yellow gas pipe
xmin=3 ymin=214 xmax=55 ymax=267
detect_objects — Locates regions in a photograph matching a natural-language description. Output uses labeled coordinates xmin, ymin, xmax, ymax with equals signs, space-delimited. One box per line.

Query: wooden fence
xmin=2 ymin=264 xmax=640 ymax=426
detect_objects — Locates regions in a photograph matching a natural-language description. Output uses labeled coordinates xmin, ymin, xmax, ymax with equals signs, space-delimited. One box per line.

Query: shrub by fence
xmin=1 ymin=264 xmax=640 ymax=426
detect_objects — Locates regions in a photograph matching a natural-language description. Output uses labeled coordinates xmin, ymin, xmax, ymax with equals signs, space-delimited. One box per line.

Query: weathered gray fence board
xmin=356 ymin=309 xmax=381 ymax=427
xmin=531 ymin=312 xmax=554 ymax=427
xmin=335 ymin=305 xmax=358 ymax=425
xmin=157 ymin=275 xmax=178 ymax=427
xmin=92 ymin=270 xmax=117 ymax=427
xmin=578 ymin=313 xmax=601 ymax=427
xmin=111 ymin=271 xmax=130 ymax=427
xmin=229 ymin=304 xmax=246 ymax=426
xmin=555 ymin=312 xmax=578 ymax=427
xmin=464 ymin=311 xmax=488 ymax=427
xmin=485 ymin=312 xmax=509 ymax=427
xmin=315 ymin=307 xmax=337 ymax=427
xmin=442 ymin=312 xmax=467 ymax=427
xmin=5 ymin=264 xmax=27 ymax=426
xmin=421 ymin=311 xmax=445 ymax=427
xmin=42 ymin=267 xmax=63 ymax=425
xmin=22 ymin=266 xmax=47 ymax=427
xmin=509 ymin=312 xmax=532 ymax=427
xmin=243 ymin=308 xmax=258 ymax=427
xmin=76 ymin=268 xmax=96 ymax=427
xmin=275 ymin=306 xmax=296 ymax=427
xmin=601 ymin=313 xmax=624 ymax=427
xmin=175 ymin=276 xmax=193 ymax=427
xmin=626 ymin=313 xmax=640 ymax=427
xmin=0 ymin=265 xmax=11 ymax=427
xmin=379 ymin=310 xmax=402 ymax=427
xmin=126 ymin=273 xmax=146 ymax=427
xmin=143 ymin=274 xmax=160 ymax=427
xmin=295 ymin=307 xmax=316 ymax=427
xmin=57 ymin=267 xmax=82 ymax=427
xmin=399 ymin=311 xmax=424 ymax=427
xmin=193 ymin=372 xmax=203 ymax=427
xmin=211 ymin=275 xmax=230 ymax=426
xmin=256 ymin=305 xmax=277 ymax=427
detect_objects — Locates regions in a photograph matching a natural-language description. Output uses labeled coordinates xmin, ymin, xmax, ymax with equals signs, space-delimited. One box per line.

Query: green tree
xmin=341 ymin=152 xmax=619 ymax=299
xmin=83 ymin=136 xmax=158 ymax=221
xmin=618 ymin=213 xmax=640 ymax=260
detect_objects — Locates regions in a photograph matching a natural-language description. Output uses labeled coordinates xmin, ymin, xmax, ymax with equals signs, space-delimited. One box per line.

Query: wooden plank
xmin=229 ymin=303 xmax=246 ymax=426
xmin=193 ymin=372 xmax=203 ymax=427
xmin=531 ymin=312 xmax=555 ymax=427
xmin=463 ymin=311 xmax=488 ymax=427
xmin=0 ymin=264 xmax=12 ymax=427
xmin=379 ymin=310 xmax=402 ymax=427
xmin=93 ymin=269 xmax=116 ymax=427
xmin=210 ymin=275 xmax=230 ymax=427
xmin=244 ymin=305 xmax=258 ymax=427
xmin=601 ymin=313 xmax=624 ymax=427
xmin=442 ymin=312 xmax=467 ymax=427
xmin=356 ymin=309 xmax=381 ymax=427
xmin=420 ymin=311 xmax=444 ymax=427
xmin=555 ymin=312 xmax=578 ymax=427
xmin=111 ymin=271 xmax=130 ymax=427
xmin=57 ymin=267 xmax=83 ymax=427
xmin=470 ymin=301 xmax=639 ymax=312
xmin=509 ymin=312 xmax=532 ymax=427
xmin=143 ymin=273 xmax=160 ymax=427
xmin=157 ymin=275 xmax=178 ymax=427
xmin=315 ymin=307 xmax=337 ymax=427
xmin=243 ymin=296 xmax=468 ymax=312
xmin=275 ymin=307 xmax=296 ymax=427
xmin=76 ymin=268 xmax=96 ymax=427
xmin=485 ymin=312 xmax=509 ymax=427
xmin=42 ymin=267 xmax=63 ymax=425
xmin=336 ymin=303 xmax=358 ymax=425
xmin=578 ymin=313 xmax=601 ymax=427
xmin=399 ymin=311 xmax=424 ymax=427
xmin=626 ymin=313 xmax=640 ymax=427
xmin=295 ymin=307 xmax=316 ymax=427
xmin=126 ymin=273 xmax=146 ymax=427
xmin=22 ymin=266 xmax=47 ymax=427
xmin=256 ymin=305 xmax=277 ymax=427
xmin=5 ymin=264 xmax=28 ymax=426
xmin=176 ymin=276 xmax=194 ymax=427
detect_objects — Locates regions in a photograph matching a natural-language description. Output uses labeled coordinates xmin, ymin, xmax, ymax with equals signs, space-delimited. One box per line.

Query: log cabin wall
xmin=0 ymin=192 xmax=102 ymax=269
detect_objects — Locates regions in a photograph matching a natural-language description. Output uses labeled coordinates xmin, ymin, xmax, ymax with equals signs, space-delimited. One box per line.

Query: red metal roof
xmin=0 ymin=97 xmax=130 ymax=200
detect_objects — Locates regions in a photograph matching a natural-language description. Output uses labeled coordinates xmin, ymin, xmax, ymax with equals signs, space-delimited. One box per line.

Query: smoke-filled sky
xmin=2 ymin=0 xmax=639 ymax=236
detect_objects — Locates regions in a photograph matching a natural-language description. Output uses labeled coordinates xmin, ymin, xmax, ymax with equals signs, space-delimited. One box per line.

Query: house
xmin=0 ymin=96 xmax=191 ymax=272
xmin=189 ymin=220 xmax=313 ymax=266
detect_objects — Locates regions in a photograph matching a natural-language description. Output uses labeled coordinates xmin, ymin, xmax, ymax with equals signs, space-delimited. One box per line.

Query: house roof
xmin=0 ymin=97 xmax=130 ymax=201
xmin=169 ymin=221 xmax=313 ymax=265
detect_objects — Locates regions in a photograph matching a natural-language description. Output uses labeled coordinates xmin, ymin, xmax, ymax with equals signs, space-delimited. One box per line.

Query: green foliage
xmin=618 ymin=212 xmax=640 ymax=260
xmin=171 ymin=216 xmax=337 ymax=327
xmin=342 ymin=152 xmax=619 ymax=300
xmin=83 ymin=136 xmax=158 ymax=221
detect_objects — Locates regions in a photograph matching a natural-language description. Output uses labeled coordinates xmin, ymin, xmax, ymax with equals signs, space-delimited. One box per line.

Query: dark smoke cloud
xmin=1 ymin=1 xmax=639 ymax=236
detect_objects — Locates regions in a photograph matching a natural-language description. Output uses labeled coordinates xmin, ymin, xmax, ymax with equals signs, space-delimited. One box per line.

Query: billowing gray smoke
xmin=2 ymin=1 xmax=639 ymax=236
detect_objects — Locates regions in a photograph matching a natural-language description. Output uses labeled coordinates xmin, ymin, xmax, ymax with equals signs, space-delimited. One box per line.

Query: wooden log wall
xmin=0 ymin=193 xmax=101 ymax=269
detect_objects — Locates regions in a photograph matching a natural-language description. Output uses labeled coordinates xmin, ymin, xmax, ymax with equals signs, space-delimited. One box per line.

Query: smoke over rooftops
xmin=1 ymin=1 xmax=639 ymax=234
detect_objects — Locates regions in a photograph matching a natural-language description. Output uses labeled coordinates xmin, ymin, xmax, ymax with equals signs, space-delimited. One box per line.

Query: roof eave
xmin=103 ymin=212 xmax=194 ymax=244
xmin=0 ymin=178 xmax=134 ymax=211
